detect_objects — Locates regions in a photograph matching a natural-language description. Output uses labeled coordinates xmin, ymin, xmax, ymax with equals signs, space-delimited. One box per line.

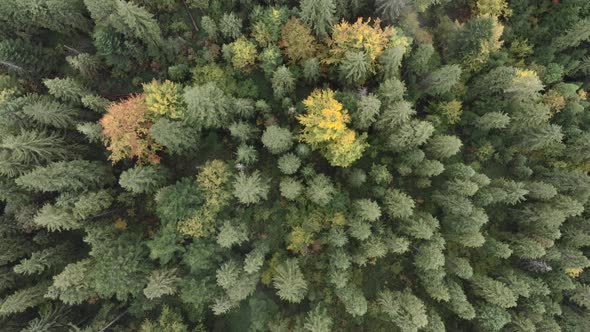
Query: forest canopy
xmin=1 ymin=0 xmax=590 ymax=331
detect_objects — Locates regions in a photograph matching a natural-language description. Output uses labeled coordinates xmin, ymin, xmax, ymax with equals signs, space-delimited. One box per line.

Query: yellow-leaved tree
xmin=143 ymin=80 xmax=185 ymax=119
xmin=297 ymin=89 xmax=367 ymax=167
xmin=325 ymin=18 xmax=410 ymax=66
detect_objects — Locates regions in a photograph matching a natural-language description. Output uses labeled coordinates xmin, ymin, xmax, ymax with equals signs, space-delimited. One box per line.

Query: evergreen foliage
xmin=1 ymin=1 xmax=590 ymax=330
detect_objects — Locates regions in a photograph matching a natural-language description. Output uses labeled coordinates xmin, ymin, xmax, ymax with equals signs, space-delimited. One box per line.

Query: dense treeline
xmin=1 ymin=0 xmax=590 ymax=331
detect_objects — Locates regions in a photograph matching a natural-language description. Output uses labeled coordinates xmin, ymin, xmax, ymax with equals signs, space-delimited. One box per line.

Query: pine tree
xmin=140 ymin=306 xmax=189 ymax=332
xmin=377 ymin=289 xmax=428 ymax=332
xmin=552 ymin=18 xmax=590 ymax=51
xmin=408 ymin=43 xmax=435 ymax=77
xmin=353 ymin=199 xmax=381 ymax=222
xmin=336 ymin=286 xmax=367 ymax=317
xmin=16 ymin=160 xmax=114 ymax=193
xmin=476 ymin=112 xmax=510 ymax=131
xmin=273 ymin=259 xmax=308 ymax=303
xmin=422 ymin=65 xmax=462 ymax=96
xmin=303 ymin=306 xmax=333 ymax=332
xmin=183 ymin=83 xmax=232 ymax=129
xmin=415 ymin=234 xmax=446 ymax=271
xmin=306 ymin=174 xmax=335 ymax=206
xmin=299 ymin=0 xmax=336 ymax=38
xmin=22 ymin=96 xmax=78 ymax=129
xmin=67 ymin=53 xmax=102 ymax=79
xmin=217 ymin=220 xmax=249 ymax=248
xmin=233 ymin=171 xmax=270 ymax=205
xmin=150 ymin=119 xmax=199 ymax=155
xmin=271 ymin=66 xmax=295 ymax=99
xmin=280 ymin=177 xmax=304 ymax=200
xmin=380 ymin=46 xmax=405 ymax=80
xmin=201 ymin=16 xmax=218 ymax=41
xmin=119 ymin=165 xmax=171 ymax=194
xmin=0 ymin=38 xmax=58 ymax=76
xmin=43 ymin=77 xmax=89 ymax=105
xmin=236 ymin=144 xmax=258 ymax=165
xmin=85 ymin=226 xmax=151 ymax=301
xmin=143 ymin=269 xmax=181 ymax=300
xmin=13 ymin=244 xmax=70 ymax=276
xmin=0 ymin=283 xmax=49 ymax=316
xmin=261 ymin=125 xmax=294 ymax=155
xmin=260 ymin=46 xmax=283 ymax=77
xmin=278 ymin=153 xmax=301 ymax=175
xmin=470 ymin=275 xmax=517 ymax=309
xmin=72 ymin=190 xmax=113 ymax=220
xmin=375 ymin=0 xmax=411 ymax=22
xmin=0 ymin=0 xmax=90 ymax=35
xmin=383 ymin=188 xmax=414 ymax=219
xmin=84 ymin=0 xmax=163 ymax=54
xmin=425 ymin=135 xmax=462 ymax=159
xmin=340 ymin=51 xmax=371 ymax=86
xmin=219 ymin=12 xmax=243 ymax=40
xmin=0 ymin=130 xmax=72 ymax=165
xmin=303 ymin=58 xmax=321 ymax=83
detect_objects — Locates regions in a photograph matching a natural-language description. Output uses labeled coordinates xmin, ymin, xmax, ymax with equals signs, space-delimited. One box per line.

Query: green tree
xmin=43 ymin=77 xmax=89 ymax=105
xmin=0 ymin=130 xmax=72 ymax=166
xmin=150 ymin=119 xmax=199 ymax=155
xmin=183 ymin=83 xmax=232 ymax=129
xmin=261 ymin=125 xmax=294 ymax=154
xmin=422 ymin=65 xmax=462 ymax=96
xmin=280 ymin=177 xmax=304 ymax=200
xmin=271 ymin=65 xmax=295 ymax=99
xmin=377 ymin=289 xmax=428 ymax=332
xmin=16 ymin=160 xmax=114 ymax=193
xmin=304 ymin=306 xmax=333 ymax=332
xmin=471 ymin=275 xmax=518 ymax=309
xmin=217 ymin=220 xmax=249 ymax=248
xmin=353 ymin=94 xmax=381 ymax=130
xmin=303 ymin=58 xmax=321 ymax=83
xmin=278 ymin=153 xmax=301 ymax=175
xmin=219 ymin=12 xmax=243 ymax=40
xmin=0 ymin=283 xmax=49 ymax=316
xmin=299 ymin=0 xmax=336 ymax=38
xmin=22 ymin=96 xmax=77 ymax=129
xmin=307 ymin=174 xmax=335 ymax=206
xmin=0 ymin=0 xmax=90 ymax=35
xmin=340 ymin=51 xmax=371 ymax=86
xmin=85 ymin=0 xmax=163 ymax=50
xmin=375 ymin=0 xmax=411 ymax=22
xmin=233 ymin=171 xmax=270 ymax=205
xmin=119 ymin=165 xmax=171 ymax=194
xmin=383 ymin=189 xmax=414 ymax=219
xmin=143 ymin=269 xmax=180 ymax=300
xmin=426 ymin=135 xmax=462 ymax=159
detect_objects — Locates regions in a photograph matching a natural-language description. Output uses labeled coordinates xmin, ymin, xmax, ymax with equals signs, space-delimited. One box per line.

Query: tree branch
xmin=98 ymin=309 xmax=128 ymax=332
xmin=179 ymin=0 xmax=199 ymax=35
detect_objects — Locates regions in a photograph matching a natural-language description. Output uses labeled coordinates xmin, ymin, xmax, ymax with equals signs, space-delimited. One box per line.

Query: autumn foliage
xmin=279 ymin=17 xmax=317 ymax=64
xmin=297 ymin=89 xmax=367 ymax=167
xmin=100 ymin=94 xmax=161 ymax=164
xmin=326 ymin=18 xmax=397 ymax=65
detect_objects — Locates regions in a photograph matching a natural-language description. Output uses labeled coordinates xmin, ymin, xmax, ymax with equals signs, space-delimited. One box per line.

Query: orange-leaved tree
xmin=100 ymin=94 xmax=161 ymax=164
xmin=297 ymin=89 xmax=367 ymax=167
